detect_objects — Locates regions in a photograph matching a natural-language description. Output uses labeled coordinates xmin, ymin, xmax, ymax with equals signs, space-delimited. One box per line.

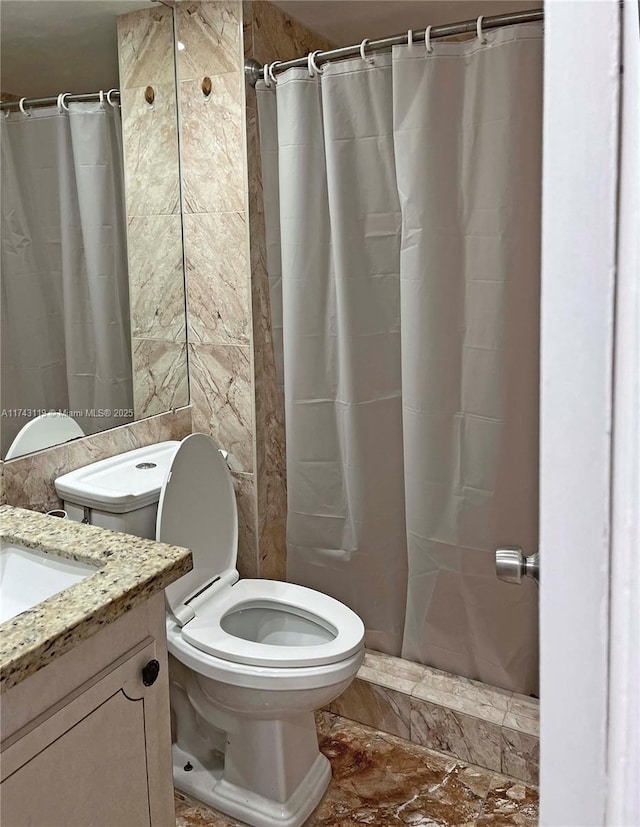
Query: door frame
xmin=539 ymin=1 xmax=629 ymax=824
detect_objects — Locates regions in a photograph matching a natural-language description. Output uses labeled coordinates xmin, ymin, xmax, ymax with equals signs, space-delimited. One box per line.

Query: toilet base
xmin=173 ymin=744 xmax=331 ymax=827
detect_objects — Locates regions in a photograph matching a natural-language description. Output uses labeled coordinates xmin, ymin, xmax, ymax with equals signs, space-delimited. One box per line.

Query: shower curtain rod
xmin=0 ymin=90 xmax=120 ymax=112
xmin=245 ymin=7 xmax=543 ymax=87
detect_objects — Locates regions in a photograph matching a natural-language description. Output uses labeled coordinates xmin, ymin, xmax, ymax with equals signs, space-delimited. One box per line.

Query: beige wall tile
xmin=189 ymin=343 xmax=253 ymax=473
xmin=119 ymin=6 xmax=189 ymax=435
xmin=180 ymin=74 xmax=244 ymax=215
xmin=121 ymin=83 xmax=180 ymax=217
xmin=247 ymin=114 xmax=287 ymax=581
xmin=133 ymin=340 xmax=189 ymax=419
xmin=329 ymin=678 xmax=412 ymax=740
xmin=2 ymin=408 xmax=192 ymax=513
xmin=231 ymin=470 xmax=258 ymax=579
xmin=358 ymin=650 xmax=426 ymax=695
xmin=412 ymin=667 xmax=511 ymax=726
xmin=185 ymin=212 xmax=250 ymax=346
xmin=410 ymin=696 xmax=502 ymax=772
xmin=176 ymin=1 xmax=242 ymax=80
xmin=118 ymin=5 xmax=175 ymax=90
xmin=242 ymin=0 xmax=253 ymax=58
xmin=128 ymin=215 xmax=186 ymax=342
xmin=249 ymin=0 xmax=333 ymax=66
xmin=503 ymin=693 xmax=540 ymax=737
xmin=501 ymin=727 xmax=540 ymax=785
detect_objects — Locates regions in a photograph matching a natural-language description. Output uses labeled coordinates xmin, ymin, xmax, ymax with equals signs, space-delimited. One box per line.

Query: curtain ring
xmin=57 ymin=93 xmax=70 ymax=112
xmin=308 ymin=50 xmax=324 ymax=76
xmin=98 ymin=90 xmax=105 ymax=108
xmin=477 ymin=15 xmax=487 ymax=44
xmin=106 ymin=88 xmax=118 ymax=107
xmin=359 ymin=38 xmax=371 ymax=62
xmin=18 ymin=97 xmax=31 ymax=116
xmin=425 ymin=25 xmax=434 ymax=54
xmin=268 ymin=61 xmax=282 ymax=86
xmin=407 ymin=29 xmax=414 ymax=46
xmin=263 ymin=64 xmax=271 ymax=87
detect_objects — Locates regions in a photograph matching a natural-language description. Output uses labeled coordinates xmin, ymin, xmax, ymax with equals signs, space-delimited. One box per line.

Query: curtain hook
xmin=425 ymin=25 xmax=434 ymax=54
xmin=359 ymin=37 xmax=373 ymax=64
xmin=268 ymin=61 xmax=282 ymax=86
xmin=18 ymin=97 xmax=31 ymax=117
xmin=407 ymin=29 xmax=414 ymax=46
xmin=308 ymin=50 xmax=324 ymax=76
xmin=263 ymin=64 xmax=271 ymax=88
xmin=99 ymin=90 xmax=105 ymax=108
xmin=58 ymin=93 xmax=70 ymax=112
xmin=106 ymin=88 xmax=118 ymax=107
xmin=477 ymin=15 xmax=488 ymax=44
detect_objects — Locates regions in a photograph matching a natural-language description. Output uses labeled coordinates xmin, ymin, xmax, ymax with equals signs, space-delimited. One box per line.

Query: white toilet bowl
xmin=55 ymin=434 xmax=365 ymax=827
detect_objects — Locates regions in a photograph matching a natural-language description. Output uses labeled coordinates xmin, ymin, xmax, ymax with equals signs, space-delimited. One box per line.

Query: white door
xmin=540 ymin=2 xmax=639 ymax=825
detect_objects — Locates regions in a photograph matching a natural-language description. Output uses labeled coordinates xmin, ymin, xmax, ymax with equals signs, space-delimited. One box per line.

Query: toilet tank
xmin=54 ymin=442 xmax=180 ymax=539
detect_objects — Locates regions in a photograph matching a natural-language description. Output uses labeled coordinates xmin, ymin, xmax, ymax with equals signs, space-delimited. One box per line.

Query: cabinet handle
xmin=141 ymin=659 xmax=160 ymax=686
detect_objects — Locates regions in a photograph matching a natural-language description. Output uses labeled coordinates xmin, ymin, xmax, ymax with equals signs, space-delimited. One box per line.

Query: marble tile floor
xmin=174 ymin=712 xmax=539 ymax=827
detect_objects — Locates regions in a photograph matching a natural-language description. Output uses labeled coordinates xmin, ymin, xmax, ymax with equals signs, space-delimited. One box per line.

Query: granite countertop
xmin=0 ymin=505 xmax=192 ymax=692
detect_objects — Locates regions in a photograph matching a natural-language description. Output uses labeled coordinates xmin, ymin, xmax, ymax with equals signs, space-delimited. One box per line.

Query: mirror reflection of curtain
xmin=1 ymin=101 xmax=132 ymax=455
xmin=258 ymin=24 xmax=541 ymax=694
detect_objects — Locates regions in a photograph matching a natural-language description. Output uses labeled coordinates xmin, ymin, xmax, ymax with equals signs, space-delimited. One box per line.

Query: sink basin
xmin=0 ymin=541 xmax=95 ymax=624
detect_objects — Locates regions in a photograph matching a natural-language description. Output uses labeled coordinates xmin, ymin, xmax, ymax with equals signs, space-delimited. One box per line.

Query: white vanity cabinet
xmin=0 ymin=593 xmax=175 ymax=827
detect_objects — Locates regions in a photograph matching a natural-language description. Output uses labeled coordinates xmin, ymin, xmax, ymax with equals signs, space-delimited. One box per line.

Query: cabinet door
xmin=1 ymin=640 xmax=170 ymax=827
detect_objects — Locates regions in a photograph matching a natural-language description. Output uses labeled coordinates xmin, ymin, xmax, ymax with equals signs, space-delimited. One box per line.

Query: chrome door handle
xmin=495 ymin=546 xmax=539 ymax=585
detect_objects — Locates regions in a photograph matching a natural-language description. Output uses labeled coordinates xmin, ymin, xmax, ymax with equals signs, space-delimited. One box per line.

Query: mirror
xmin=0 ymin=0 xmax=188 ymax=459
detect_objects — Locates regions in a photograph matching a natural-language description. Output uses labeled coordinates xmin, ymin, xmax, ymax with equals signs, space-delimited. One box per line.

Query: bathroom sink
xmin=0 ymin=541 xmax=95 ymax=624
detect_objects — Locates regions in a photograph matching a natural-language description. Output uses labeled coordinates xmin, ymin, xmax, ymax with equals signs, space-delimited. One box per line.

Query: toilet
xmin=55 ymin=434 xmax=365 ymax=827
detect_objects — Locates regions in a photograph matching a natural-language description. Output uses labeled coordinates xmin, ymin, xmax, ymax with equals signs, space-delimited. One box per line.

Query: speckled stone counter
xmin=0 ymin=505 xmax=192 ymax=692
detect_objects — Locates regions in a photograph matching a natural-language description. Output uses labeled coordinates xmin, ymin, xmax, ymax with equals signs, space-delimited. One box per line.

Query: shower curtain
xmin=258 ymin=24 xmax=542 ymax=693
xmin=1 ymin=102 xmax=132 ymax=455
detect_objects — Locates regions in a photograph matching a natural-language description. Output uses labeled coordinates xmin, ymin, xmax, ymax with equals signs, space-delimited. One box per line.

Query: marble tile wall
xmin=328 ymin=650 xmax=540 ymax=785
xmin=173 ymin=0 xmax=258 ymax=577
xmin=117 ymin=6 xmax=189 ymax=421
xmin=1 ymin=408 xmax=192 ymax=512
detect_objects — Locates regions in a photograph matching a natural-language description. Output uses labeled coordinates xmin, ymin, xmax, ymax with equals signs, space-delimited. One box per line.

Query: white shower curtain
xmin=258 ymin=24 xmax=542 ymax=693
xmin=1 ymin=102 xmax=132 ymax=455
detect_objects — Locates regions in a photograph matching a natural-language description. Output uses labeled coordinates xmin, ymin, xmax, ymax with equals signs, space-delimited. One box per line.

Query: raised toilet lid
xmin=159 ymin=434 xmax=238 ymax=616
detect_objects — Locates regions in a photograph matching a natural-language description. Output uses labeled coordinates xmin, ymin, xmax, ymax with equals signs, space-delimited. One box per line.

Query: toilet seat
xmin=181 ymin=579 xmax=364 ymax=668
xmin=166 ymin=616 xmax=364 ymax=691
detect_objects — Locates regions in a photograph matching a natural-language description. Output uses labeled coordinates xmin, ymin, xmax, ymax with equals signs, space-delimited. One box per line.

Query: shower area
xmin=246 ymin=7 xmax=542 ymax=702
